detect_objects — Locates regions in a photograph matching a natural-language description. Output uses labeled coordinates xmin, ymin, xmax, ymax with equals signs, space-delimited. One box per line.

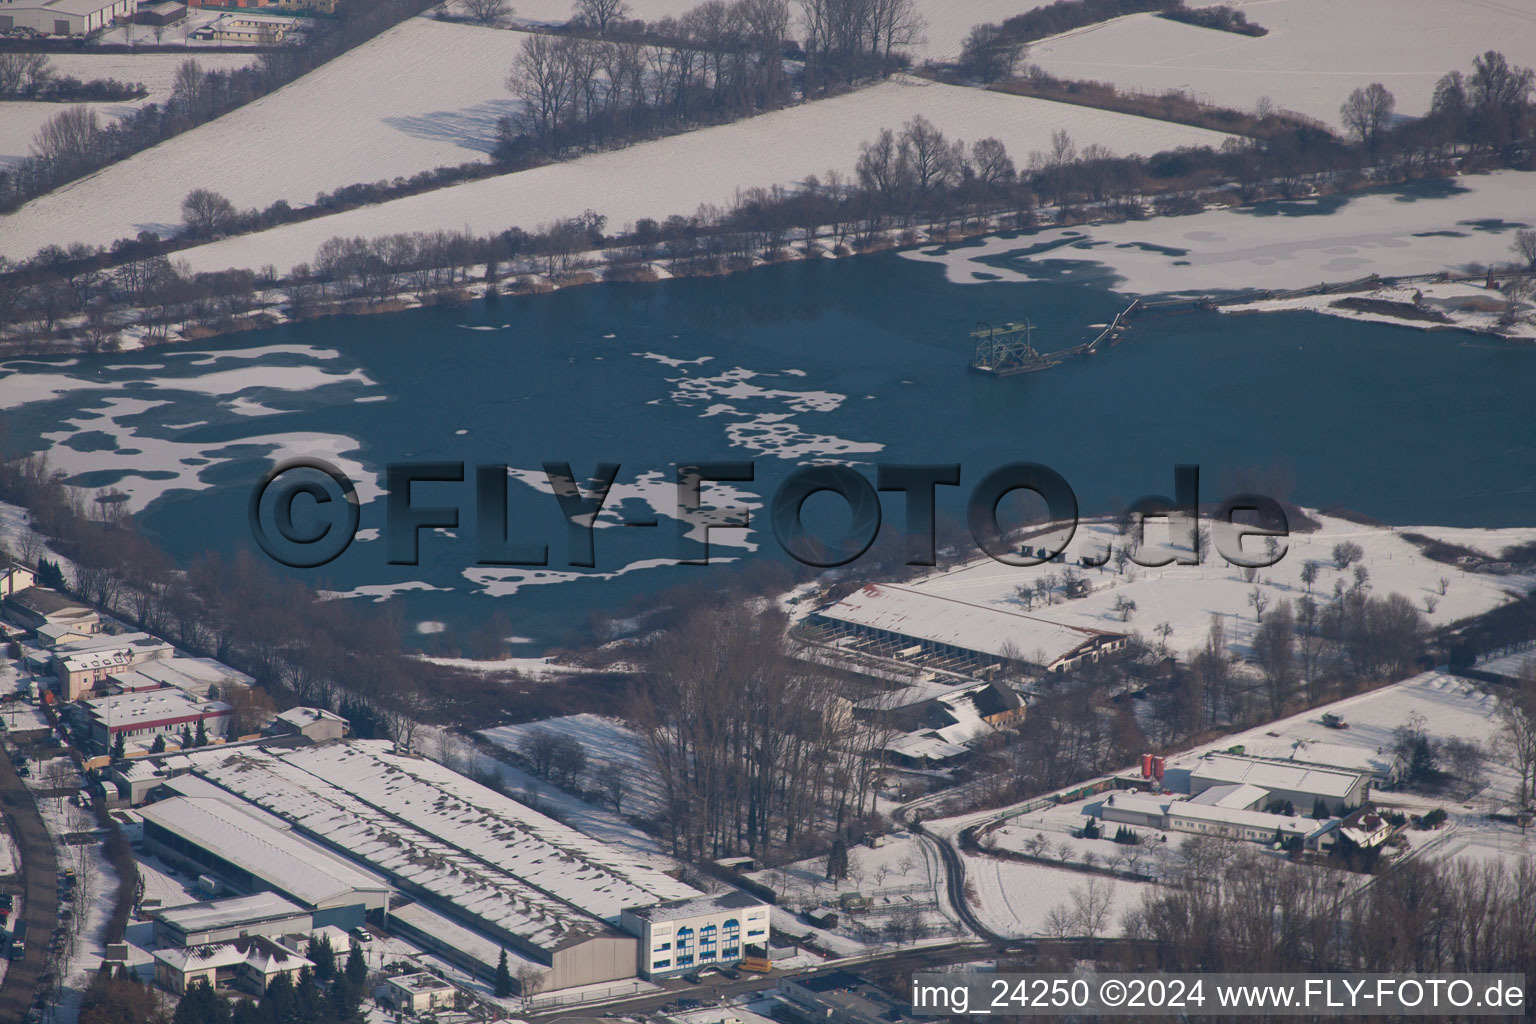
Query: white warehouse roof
xmin=139 ymin=796 xmax=389 ymax=908
xmin=1191 ymin=754 xmax=1364 ymax=801
xmin=817 ymin=584 xmax=1124 ymax=667
xmin=153 ymin=892 xmax=309 ymax=933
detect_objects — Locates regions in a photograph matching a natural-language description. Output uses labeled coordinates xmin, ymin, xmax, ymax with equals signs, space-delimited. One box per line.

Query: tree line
xmin=1127 ymin=835 xmax=1534 ymax=978
xmin=498 ymin=0 xmax=798 ymax=163
xmin=0 ymin=51 xmax=146 ymax=101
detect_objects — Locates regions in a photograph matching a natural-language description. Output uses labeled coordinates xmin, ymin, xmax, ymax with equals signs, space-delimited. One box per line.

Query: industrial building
xmin=3 ymin=586 xmax=98 ymax=634
xmin=48 ymin=631 xmax=173 ymax=700
xmin=83 ymin=689 xmax=231 ymax=752
xmin=1189 ymin=753 xmax=1369 ymax=815
xmin=139 ymin=796 xmax=390 ymax=929
xmin=620 ymin=890 xmax=770 ymax=978
xmin=809 ymin=583 xmax=1127 ymax=676
xmin=175 ymin=740 xmax=708 ymax=991
xmin=1095 ymin=783 xmax=1340 ymax=849
xmin=1239 ymin=738 xmax=1404 ymax=787
xmin=152 ymin=892 xmax=312 ymax=948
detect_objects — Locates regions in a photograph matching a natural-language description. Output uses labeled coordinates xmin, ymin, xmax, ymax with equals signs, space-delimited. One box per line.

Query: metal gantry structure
xmin=969 ymin=320 xmax=1051 ymax=376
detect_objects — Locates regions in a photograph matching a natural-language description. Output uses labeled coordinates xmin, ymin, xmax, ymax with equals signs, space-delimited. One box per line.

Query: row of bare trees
xmin=499 ymin=0 xmax=795 ymax=160
xmin=1130 ymin=835 xmax=1535 ymax=977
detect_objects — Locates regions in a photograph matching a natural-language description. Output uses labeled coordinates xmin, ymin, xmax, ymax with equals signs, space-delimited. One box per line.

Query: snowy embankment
xmin=1030 ymin=0 xmax=1536 ymax=129
xmin=900 ymin=511 xmax=1536 ymax=662
xmin=0 ymin=19 xmax=526 ymax=258
xmin=146 ymin=78 xmax=1229 ymax=275
xmin=903 ymin=170 xmax=1536 ymax=297
xmin=0 ymin=52 xmax=254 ymax=168
xmin=1225 ymin=281 xmax=1536 ymax=340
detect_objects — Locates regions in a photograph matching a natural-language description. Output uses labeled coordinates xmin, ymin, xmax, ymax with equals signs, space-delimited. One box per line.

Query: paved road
xmin=917 ymin=830 xmax=1010 ymax=946
xmin=0 ymin=746 xmax=60 ymax=1023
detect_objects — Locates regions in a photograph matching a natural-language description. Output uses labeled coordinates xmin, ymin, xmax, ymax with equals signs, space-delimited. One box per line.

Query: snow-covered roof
xmin=152 ymin=934 xmax=312 ymax=975
xmin=817 ymin=584 xmax=1123 ymax=667
xmin=185 ymin=744 xmax=659 ymax=950
xmin=153 ymin=892 xmax=309 ymax=933
xmin=139 ymin=797 xmax=389 ymax=908
xmin=55 ymin=631 xmax=169 ymax=656
xmin=113 ymin=753 xmax=194 ymax=783
xmin=84 ymin=689 xmax=229 ymax=730
xmin=387 ymin=972 xmax=456 ymax=994
xmin=1186 ymin=783 xmax=1268 ymax=810
xmin=1099 ymin=791 xmax=1172 ymax=818
xmin=623 ymin=890 xmax=766 ymax=924
xmin=388 ymin=900 xmax=549 ymax=978
xmin=1166 ymin=800 xmax=1334 ymax=837
xmin=274 ymin=706 xmax=346 ymax=728
xmin=132 ymin=657 xmax=253 ymax=699
xmin=882 ymin=731 xmax=969 ymax=762
xmin=1241 ymin=738 xmax=1401 ymax=781
xmin=1190 ymin=754 xmax=1364 ymax=801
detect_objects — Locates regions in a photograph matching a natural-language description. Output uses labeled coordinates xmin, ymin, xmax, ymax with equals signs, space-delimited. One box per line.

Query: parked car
xmin=719 ymin=968 xmax=741 ymax=980
xmin=682 ymin=972 xmax=704 ymax=984
xmin=676 ymin=998 xmax=704 ymax=1010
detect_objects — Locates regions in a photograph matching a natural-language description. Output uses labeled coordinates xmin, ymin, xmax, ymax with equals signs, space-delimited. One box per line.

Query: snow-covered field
xmin=479 ymin=713 xmax=663 ymax=819
xmin=0 ymin=18 xmax=525 ymax=259
xmin=0 ymin=52 xmax=254 ymax=167
xmin=147 ymin=79 xmax=1227 ymax=275
xmin=1030 ymin=0 xmax=1536 ymax=129
xmin=962 ymin=854 xmax=1147 ymax=939
xmin=894 ymin=511 xmax=1536 ymax=661
xmin=905 ymin=170 xmax=1536 ymax=295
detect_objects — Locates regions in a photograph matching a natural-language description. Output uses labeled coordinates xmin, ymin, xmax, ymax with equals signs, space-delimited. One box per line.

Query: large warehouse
xmin=138 ymin=796 xmax=391 ymax=929
xmin=173 ymin=740 xmax=744 ymax=990
xmin=809 ymin=583 xmax=1128 ymax=676
xmin=1188 ymin=753 xmax=1369 ymax=815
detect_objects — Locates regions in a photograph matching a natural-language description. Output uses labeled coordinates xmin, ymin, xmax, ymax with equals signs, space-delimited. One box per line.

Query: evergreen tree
xmin=494 ymin=948 xmax=514 ymax=998
xmin=345 ymin=939 xmax=367 ymax=987
xmin=329 ymin=973 xmax=362 ymax=1022
xmin=111 ymin=731 xmax=126 ymax=763
xmin=262 ymin=972 xmax=295 ymax=1023
xmin=1312 ymin=797 xmax=1329 ymax=820
xmin=150 ymin=734 xmax=167 ymax=754
xmin=295 ymin=966 xmax=325 ymax=1023
xmin=173 ymin=978 xmax=232 ymax=1024
xmin=824 ymin=837 xmax=849 ymax=881
xmin=308 ymin=934 xmax=335 ymax=981
xmin=180 ymin=726 xmax=194 ymax=749
xmin=36 ymin=557 xmax=66 ymax=590
xmin=195 ymin=718 xmax=208 ymax=747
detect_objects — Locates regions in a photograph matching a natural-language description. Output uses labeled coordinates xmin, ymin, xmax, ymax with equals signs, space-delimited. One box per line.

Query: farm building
xmin=152 ymin=892 xmax=312 ymax=948
xmin=859 ymin=678 xmax=1027 ymax=768
xmin=0 ymin=0 xmax=135 ymax=35
xmin=809 ymin=584 xmax=1127 ymax=677
xmin=1188 ymin=753 xmax=1369 ymax=815
xmin=620 ymin=890 xmax=770 ymax=979
xmin=138 ymin=796 xmax=391 ymax=929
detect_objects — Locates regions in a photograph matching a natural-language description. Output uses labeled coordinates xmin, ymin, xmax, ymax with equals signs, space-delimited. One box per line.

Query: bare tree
xmin=1512 ymin=228 xmax=1536 ymax=270
xmin=573 ymin=0 xmax=627 ymax=33
xmin=1071 ymin=875 xmax=1114 ymax=944
xmin=1341 ymin=82 xmax=1395 ymax=152
xmin=463 ymin=0 xmax=511 ymax=24
xmin=1495 ymin=662 xmax=1536 ymax=811
xmin=181 ymin=188 xmax=237 ymax=239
